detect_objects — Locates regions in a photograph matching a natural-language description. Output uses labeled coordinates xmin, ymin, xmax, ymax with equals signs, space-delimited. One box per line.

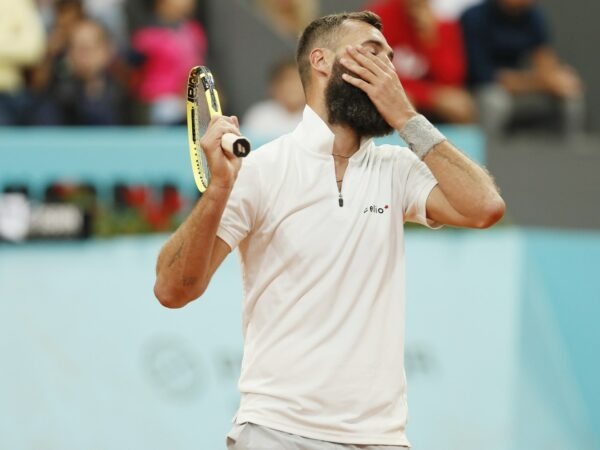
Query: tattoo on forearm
xmin=168 ymin=241 xmax=184 ymax=268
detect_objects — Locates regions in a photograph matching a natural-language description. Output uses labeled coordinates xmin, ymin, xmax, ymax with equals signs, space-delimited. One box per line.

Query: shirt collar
xmin=292 ymin=105 xmax=374 ymax=162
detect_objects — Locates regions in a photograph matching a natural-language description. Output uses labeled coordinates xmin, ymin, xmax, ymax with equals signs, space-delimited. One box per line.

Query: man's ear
xmin=309 ymin=48 xmax=332 ymax=80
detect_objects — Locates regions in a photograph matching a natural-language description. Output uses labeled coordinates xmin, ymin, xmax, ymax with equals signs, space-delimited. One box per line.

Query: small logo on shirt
xmin=363 ymin=204 xmax=389 ymax=214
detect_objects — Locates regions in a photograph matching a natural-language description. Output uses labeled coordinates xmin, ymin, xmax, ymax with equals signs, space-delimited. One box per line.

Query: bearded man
xmin=154 ymin=11 xmax=505 ymax=450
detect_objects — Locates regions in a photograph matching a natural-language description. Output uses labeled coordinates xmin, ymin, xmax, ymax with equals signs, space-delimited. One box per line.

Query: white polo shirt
xmin=217 ymin=106 xmax=440 ymax=446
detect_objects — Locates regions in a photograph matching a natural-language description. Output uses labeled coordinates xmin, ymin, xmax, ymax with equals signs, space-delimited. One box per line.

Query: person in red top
xmin=131 ymin=0 xmax=207 ymax=125
xmin=365 ymin=0 xmax=475 ymax=123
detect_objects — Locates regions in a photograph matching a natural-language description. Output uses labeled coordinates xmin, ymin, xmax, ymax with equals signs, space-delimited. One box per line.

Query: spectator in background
xmin=255 ymin=0 xmax=318 ymax=40
xmin=461 ymin=0 xmax=584 ymax=137
xmin=45 ymin=0 xmax=85 ymax=65
xmin=28 ymin=0 xmax=86 ymax=114
xmin=84 ymin=0 xmax=128 ymax=49
xmin=131 ymin=0 xmax=207 ymax=125
xmin=0 ymin=0 xmax=46 ymax=125
xmin=243 ymin=59 xmax=305 ymax=137
xmin=37 ymin=0 xmax=127 ymax=49
xmin=47 ymin=19 xmax=124 ymax=125
xmin=365 ymin=0 xmax=475 ymax=124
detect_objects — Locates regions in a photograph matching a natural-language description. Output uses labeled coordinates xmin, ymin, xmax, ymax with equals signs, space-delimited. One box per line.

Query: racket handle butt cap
xmin=222 ymin=133 xmax=251 ymax=158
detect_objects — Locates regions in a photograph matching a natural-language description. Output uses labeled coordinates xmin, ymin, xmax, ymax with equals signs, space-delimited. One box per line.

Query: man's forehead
xmin=336 ymin=20 xmax=391 ymax=51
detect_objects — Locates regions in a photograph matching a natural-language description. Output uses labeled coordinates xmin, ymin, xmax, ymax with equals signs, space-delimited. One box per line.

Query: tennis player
xmin=154 ymin=11 xmax=505 ymax=450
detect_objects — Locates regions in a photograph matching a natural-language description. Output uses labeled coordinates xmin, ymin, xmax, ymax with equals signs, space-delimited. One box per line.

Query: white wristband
xmin=399 ymin=114 xmax=446 ymax=160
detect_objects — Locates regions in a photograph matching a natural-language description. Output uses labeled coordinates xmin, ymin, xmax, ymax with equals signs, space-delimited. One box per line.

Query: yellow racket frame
xmin=186 ymin=67 xmax=224 ymax=193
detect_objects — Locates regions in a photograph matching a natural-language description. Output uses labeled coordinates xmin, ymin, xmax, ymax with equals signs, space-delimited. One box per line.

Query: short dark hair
xmin=296 ymin=11 xmax=382 ymax=89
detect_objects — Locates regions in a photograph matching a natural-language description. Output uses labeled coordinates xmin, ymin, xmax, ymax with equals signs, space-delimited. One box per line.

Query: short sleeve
xmin=401 ymin=152 xmax=441 ymax=229
xmin=216 ymin=157 xmax=262 ymax=250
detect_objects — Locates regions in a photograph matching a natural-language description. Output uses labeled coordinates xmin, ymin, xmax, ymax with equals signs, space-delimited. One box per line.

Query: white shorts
xmin=226 ymin=422 xmax=410 ymax=450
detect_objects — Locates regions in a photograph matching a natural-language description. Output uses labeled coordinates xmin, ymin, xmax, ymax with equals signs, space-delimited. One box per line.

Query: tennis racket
xmin=186 ymin=66 xmax=251 ymax=193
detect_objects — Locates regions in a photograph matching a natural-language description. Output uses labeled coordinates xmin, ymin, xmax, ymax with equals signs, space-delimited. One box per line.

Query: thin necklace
xmin=333 ymin=154 xmax=349 ymax=183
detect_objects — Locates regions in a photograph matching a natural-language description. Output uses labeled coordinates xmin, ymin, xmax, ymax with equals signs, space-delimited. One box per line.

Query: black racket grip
xmin=222 ymin=133 xmax=251 ymax=158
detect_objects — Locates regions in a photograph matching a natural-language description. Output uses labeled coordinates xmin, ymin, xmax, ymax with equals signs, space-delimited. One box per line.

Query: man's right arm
xmin=154 ymin=186 xmax=233 ymax=308
xmin=154 ymin=116 xmax=242 ymax=308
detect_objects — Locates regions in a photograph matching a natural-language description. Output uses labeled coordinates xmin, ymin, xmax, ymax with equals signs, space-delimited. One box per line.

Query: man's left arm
xmin=341 ymin=44 xmax=505 ymax=229
xmin=421 ymin=141 xmax=505 ymax=229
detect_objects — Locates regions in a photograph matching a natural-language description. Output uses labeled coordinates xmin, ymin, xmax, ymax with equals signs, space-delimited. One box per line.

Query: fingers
xmin=201 ymin=116 xmax=242 ymax=155
xmin=341 ymin=72 xmax=373 ymax=94
xmin=207 ymin=116 xmax=242 ymax=141
xmin=209 ymin=115 xmax=240 ymax=132
xmin=340 ymin=45 xmax=397 ymax=95
xmin=348 ymin=45 xmax=393 ymax=75
xmin=344 ymin=45 xmax=380 ymax=77
xmin=340 ymin=56 xmax=377 ymax=84
xmin=357 ymin=45 xmax=395 ymax=72
xmin=340 ymin=45 xmax=393 ymax=93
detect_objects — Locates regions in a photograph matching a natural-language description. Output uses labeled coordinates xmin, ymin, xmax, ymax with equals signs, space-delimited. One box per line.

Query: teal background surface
xmin=0 ymin=126 xmax=485 ymax=199
xmin=1 ymin=230 xmax=598 ymax=449
xmin=1 ymin=127 xmax=598 ymax=449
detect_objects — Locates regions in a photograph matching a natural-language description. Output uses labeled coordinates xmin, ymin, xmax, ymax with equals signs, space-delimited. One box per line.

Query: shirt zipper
xmin=333 ymin=157 xmax=348 ymax=208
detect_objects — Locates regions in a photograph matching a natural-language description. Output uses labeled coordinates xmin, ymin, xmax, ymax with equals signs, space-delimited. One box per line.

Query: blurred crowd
xmin=1 ymin=0 xmax=206 ymax=126
xmin=367 ymin=0 xmax=585 ymax=137
xmin=0 ymin=0 xmax=586 ymax=137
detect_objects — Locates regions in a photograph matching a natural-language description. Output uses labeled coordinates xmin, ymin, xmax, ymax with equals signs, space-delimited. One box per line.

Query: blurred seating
xmin=365 ymin=0 xmax=476 ymax=124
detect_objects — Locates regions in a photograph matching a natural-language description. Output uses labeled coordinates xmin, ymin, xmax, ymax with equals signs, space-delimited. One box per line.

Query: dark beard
xmin=325 ymin=58 xmax=393 ymax=139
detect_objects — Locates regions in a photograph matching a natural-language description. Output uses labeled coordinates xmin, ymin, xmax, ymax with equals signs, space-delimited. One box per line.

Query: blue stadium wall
xmin=0 ymin=128 xmax=598 ymax=450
